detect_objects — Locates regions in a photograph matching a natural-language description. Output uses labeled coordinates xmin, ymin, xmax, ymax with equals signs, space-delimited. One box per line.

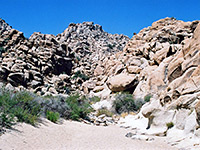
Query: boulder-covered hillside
xmin=0 ymin=18 xmax=129 ymax=95
xmin=84 ymin=17 xmax=200 ymax=148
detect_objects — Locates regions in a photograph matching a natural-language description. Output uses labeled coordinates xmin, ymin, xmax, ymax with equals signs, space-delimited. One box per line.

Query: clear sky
xmin=1 ymin=0 xmax=200 ymax=38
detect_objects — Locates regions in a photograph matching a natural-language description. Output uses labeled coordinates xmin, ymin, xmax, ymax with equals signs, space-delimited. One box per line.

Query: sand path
xmin=0 ymin=119 xmax=177 ymax=150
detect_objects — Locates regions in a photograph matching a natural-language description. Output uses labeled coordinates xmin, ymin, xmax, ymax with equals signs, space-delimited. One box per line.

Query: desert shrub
xmin=144 ymin=94 xmax=152 ymax=102
xmin=72 ymin=71 xmax=89 ymax=81
xmin=134 ymin=98 xmax=146 ymax=109
xmin=0 ymin=112 xmax=15 ymax=128
xmin=76 ymin=56 xmax=81 ymax=61
xmin=39 ymin=96 xmax=71 ymax=119
xmin=166 ymin=122 xmax=174 ymax=129
xmin=65 ymin=93 xmax=93 ymax=121
xmin=0 ymin=89 xmax=41 ymax=128
xmin=112 ymin=92 xmax=149 ymax=114
xmin=46 ymin=111 xmax=60 ymax=123
xmin=96 ymin=108 xmax=113 ymax=117
xmin=113 ymin=92 xmax=139 ymax=114
xmin=89 ymin=96 xmax=100 ymax=104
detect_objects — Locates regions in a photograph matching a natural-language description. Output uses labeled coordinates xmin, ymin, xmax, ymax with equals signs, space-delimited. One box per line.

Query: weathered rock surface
xmin=107 ymin=73 xmax=138 ymax=92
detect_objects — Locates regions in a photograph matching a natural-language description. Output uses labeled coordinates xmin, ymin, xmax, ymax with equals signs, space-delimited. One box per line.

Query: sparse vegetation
xmin=113 ymin=92 xmax=138 ymax=114
xmin=144 ymin=94 xmax=152 ymax=102
xmin=46 ymin=111 xmax=60 ymax=123
xmin=89 ymin=96 xmax=101 ymax=104
xmin=0 ymin=89 xmax=41 ymax=128
xmin=0 ymin=88 xmax=98 ymax=129
xmin=76 ymin=56 xmax=81 ymax=61
xmin=107 ymin=44 xmax=115 ymax=49
xmin=0 ymin=46 xmax=6 ymax=56
xmin=166 ymin=122 xmax=174 ymax=129
xmin=72 ymin=71 xmax=89 ymax=81
xmin=112 ymin=92 xmax=148 ymax=114
xmin=134 ymin=98 xmax=146 ymax=109
xmin=96 ymin=108 xmax=113 ymax=117
xmin=65 ymin=93 xmax=93 ymax=121
xmin=17 ymin=57 xmax=23 ymax=60
xmin=171 ymin=17 xmax=176 ymax=20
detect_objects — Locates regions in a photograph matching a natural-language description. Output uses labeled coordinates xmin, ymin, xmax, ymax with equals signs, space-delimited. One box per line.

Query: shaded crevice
xmin=172 ymin=90 xmax=181 ymax=100
xmin=168 ymin=65 xmax=183 ymax=83
xmin=166 ymin=46 xmax=176 ymax=57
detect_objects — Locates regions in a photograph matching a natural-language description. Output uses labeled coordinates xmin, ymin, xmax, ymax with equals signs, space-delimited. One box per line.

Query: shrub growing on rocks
xmin=89 ymin=96 xmax=100 ymax=104
xmin=112 ymin=92 xmax=147 ymax=114
xmin=166 ymin=122 xmax=174 ymax=129
xmin=96 ymin=108 xmax=113 ymax=117
xmin=113 ymin=92 xmax=138 ymax=114
xmin=0 ymin=46 xmax=6 ymax=57
xmin=144 ymin=94 xmax=152 ymax=102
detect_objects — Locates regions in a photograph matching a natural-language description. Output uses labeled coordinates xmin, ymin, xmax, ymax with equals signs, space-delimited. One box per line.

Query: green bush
xmin=113 ymin=92 xmax=139 ymax=114
xmin=0 ymin=89 xmax=95 ymax=129
xmin=46 ymin=111 xmax=60 ymax=123
xmin=0 ymin=89 xmax=41 ymax=128
xmin=89 ymin=96 xmax=100 ymax=104
xmin=144 ymin=94 xmax=152 ymax=102
xmin=65 ymin=93 xmax=93 ymax=121
xmin=134 ymin=98 xmax=146 ymax=109
xmin=72 ymin=71 xmax=89 ymax=81
xmin=96 ymin=108 xmax=113 ymax=117
xmin=112 ymin=92 xmax=149 ymax=114
xmin=40 ymin=95 xmax=71 ymax=119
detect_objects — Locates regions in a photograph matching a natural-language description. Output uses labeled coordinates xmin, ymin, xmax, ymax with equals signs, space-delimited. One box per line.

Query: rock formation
xmin=85 ymin=17 xmax=199 ymax=149
xmin=0 ymin=19 xmax=129 ymax=95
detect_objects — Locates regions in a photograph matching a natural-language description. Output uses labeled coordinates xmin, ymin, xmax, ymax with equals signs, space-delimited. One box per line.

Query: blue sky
xmin=1 ymin=0 xmax=200 ymax=38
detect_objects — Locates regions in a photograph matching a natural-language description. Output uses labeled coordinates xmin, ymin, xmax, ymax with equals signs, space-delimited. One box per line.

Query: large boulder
xmin=107 ymin=73 xmax=138 ymax=92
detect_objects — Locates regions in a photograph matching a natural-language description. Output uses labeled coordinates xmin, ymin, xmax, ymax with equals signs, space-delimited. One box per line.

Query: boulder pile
xmin=84 ymin=17 xmax=200 ymax=149
xmin=0 ymin=19 xmax=129 ymax=95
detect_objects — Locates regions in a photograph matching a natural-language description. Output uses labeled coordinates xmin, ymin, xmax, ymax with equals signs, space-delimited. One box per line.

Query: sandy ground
xmin=0 ymin=119 xmax=178 ymax=150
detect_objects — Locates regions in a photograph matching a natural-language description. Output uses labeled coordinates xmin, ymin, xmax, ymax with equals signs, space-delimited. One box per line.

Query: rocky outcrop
xmin=83 ymin=18 xmax=200 ymax=147
xmin=0 ymin=19 xmax=129 ymax=95
xmin=0 ymin=27 xmax=73 ymax=95
xmin=58 ymin=22 xmax=129 ymax=91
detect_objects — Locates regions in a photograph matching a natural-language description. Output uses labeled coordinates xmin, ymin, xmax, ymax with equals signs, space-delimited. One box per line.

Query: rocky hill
xmin=0 ymin=19 xmax=129 ymax=95
xmin=84 ymin=17 xmax=200 ymax=149
xmin=87 ymin=18 xmax=199 ymax=97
